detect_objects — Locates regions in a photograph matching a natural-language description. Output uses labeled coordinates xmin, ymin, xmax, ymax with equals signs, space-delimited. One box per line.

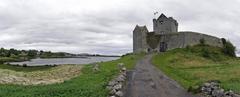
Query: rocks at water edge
xmin=107 ymin=63 xmax=127 ymax=97
xmin=201 ymin=80 xmax=240 ymax=97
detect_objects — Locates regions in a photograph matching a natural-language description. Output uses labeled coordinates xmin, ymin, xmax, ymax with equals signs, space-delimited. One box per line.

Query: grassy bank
xmin=0 ymin=64 xmax=54 ymax=72
xmin=0 ymin=65 xmax=82 ymax=85
xmin=0 ymin=57 xmax=28 ymax=64
xmin=0 ymin=53 xmax=144 ymax=97
xmin=152 ymin=45 xmax=240 ymax=93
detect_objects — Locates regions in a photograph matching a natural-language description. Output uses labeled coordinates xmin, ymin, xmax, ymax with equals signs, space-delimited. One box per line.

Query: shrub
xmin=201 ymin=47 xmax=210 ymax=58
xmin=222 ymin=41 xmax=236 ymax=57
xmin=199 ymin=38 xmax=206 ymax=46
xmin=186 ymin=45 xmax=191 ymax=51
xmin=23 ymin=64 xmax=27 ymax=67
xmin=188 ymin=85 xmax=201 ymax=94
xmin=221 ymin=38 xmax=227 ymax=45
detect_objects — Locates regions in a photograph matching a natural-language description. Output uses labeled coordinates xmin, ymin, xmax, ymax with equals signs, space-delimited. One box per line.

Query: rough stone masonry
xmin=133 ymin=13 xmax=223 ymax=53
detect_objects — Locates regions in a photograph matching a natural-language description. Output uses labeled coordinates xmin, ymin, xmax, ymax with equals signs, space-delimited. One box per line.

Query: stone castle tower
xmin=133 ymin=25 xmax=148 ymax=53
xmin=133 ymin=13 xmax=179 ymax=53
xmin=153 ymin=14 xmax=178 ymax=34
xmin=133 ymin=13 xmax=223 ymax=53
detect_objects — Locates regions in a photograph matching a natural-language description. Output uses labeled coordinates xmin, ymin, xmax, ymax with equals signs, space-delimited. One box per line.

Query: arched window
xmin=159 ymin=21 xmax=163 ymax=24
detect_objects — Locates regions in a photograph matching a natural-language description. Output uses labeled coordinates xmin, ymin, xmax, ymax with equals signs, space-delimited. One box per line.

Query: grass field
xmin=0 ymin=53 xmax=144 ymax=97
xmin=152 ymin=45 xmax=240 ymax=93
xmin=0 ymin=64 xmax=54 ymax=72
xmin=0 ymin=64 xmax=82 ymax=85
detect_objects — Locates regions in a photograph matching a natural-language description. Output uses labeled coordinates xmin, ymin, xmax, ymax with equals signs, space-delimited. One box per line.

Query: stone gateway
xmin=133 ymin=13 xmax=223 ymax=53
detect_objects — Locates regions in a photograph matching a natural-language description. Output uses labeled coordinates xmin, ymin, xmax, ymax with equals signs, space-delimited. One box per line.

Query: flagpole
xmin=154 ymin=11 xmax=158 ymax=19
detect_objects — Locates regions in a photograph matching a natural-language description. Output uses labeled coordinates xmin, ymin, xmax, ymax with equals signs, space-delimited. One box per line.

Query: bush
xmin=201 ymin=48 xmax=210 ymax=58
xmin=186 ymin=45 xmax=191 ymax=51
xmin=222 ymin=40 xmax=236 ymax=57
xmin=199 ymin=38 xmax=206 ymax=46
xmin=221 ymin=38 xmax=227 ymax=45
xmin=23 ymin=64 xmax=27 ymax=67
xmin=188 ymin=85 xmax=201 ymax=94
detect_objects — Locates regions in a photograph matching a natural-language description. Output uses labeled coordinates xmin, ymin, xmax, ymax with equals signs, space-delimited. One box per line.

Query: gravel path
xmin=124 ymin=54 xmax=198 ymax=97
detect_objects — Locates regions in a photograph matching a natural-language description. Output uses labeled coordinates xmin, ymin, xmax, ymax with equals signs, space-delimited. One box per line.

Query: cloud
xmin=0 ymin=0 xmax=239 ymax=55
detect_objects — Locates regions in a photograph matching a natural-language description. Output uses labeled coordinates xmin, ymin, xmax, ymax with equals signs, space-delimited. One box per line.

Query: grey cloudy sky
xmin=0 ymin=0 xmax=239 ymax=55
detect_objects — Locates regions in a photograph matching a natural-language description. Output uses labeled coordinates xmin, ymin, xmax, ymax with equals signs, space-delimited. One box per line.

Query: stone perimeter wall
xmin=133 ymin=30 xmax=223 ymax=53
xmin=156 ymin=31 xmax=223 ymax=51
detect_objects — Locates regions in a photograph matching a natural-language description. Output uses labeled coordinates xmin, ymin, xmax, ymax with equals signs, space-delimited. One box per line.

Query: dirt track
xmin=124 ymin=54 xmax=198 ymax=97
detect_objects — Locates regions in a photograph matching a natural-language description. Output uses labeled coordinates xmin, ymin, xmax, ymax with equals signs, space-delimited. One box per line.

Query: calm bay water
xmin=9 ymin=57 xmax=119 ymax=66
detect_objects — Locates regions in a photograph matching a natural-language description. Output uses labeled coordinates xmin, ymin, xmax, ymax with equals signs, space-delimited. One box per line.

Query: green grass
xmin=0 ymin=53 xmax=144 ymax=97
xmin=0 ymin=64 xmax=54 ymax=72
xmin=152 ymin=45 xmax=240 ymax=93
xmin=0 ymin=57 xmax=23 ymax=64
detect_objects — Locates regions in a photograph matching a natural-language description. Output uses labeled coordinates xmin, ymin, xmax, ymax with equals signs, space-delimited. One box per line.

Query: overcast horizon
xmin=0 ymin=0 xmax=239 ymax=56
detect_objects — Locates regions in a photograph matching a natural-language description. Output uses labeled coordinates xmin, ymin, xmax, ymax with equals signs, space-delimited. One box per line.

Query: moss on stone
xmin=146 ymin=33 xmax=161 ymax=49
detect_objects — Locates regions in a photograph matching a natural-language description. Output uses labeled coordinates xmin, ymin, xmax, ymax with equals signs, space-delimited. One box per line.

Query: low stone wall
xmin=106 ymin=63 xmax=127 ymax=97
xmin=201 ymin=80 xmax=240 ymax=97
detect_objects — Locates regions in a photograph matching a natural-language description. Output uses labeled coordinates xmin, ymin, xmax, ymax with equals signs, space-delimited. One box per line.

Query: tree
xmin=221 ymin=38 xmax=227 ymax=45
xmin=9 ymin=48 xmax=19 ymax=56
xmin=40 ymin=50 xmax=44 ymax=55
xmin=0 ymin=48 xmax=6 ymax=57
xmin=222 ymin=38 xmax=236 ymax=57
xmin=27 ymin=50 xmax=38 ymax=58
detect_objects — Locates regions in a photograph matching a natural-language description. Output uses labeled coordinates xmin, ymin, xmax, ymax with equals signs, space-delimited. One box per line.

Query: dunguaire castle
xmin=133 ymin=13 xmax=223 ymax=53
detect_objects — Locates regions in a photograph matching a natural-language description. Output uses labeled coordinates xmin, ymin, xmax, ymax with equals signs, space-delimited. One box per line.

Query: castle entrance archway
xmin=159 ymin=42 xmax=167 ymax=52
